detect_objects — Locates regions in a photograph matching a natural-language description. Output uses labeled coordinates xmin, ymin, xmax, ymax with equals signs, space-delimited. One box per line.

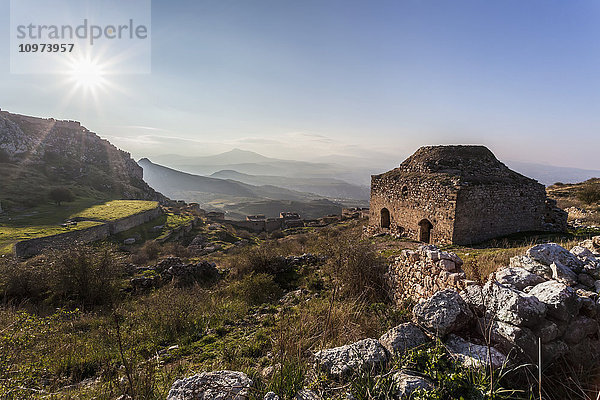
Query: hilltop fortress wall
xmin=14 ymin=206 xmax=163 ymax=257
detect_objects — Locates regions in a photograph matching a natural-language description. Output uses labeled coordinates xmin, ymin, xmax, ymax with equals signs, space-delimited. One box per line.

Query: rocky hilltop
xmin=0 ymin=109 xmax=166 ymax=208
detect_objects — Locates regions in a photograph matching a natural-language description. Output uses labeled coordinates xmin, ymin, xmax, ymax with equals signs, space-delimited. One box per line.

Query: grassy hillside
xmin=0 ymin=200 xmax=160 ymax=255
xmin=0 ymin=111 xmax=166 ymax=212
xmin=547 ymin=178 xmax=600 ymax=227
xmin=0 ymin=218 xmax=597 ymax=399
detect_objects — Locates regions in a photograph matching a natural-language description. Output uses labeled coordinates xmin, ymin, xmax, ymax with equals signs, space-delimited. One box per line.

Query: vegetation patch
xmin=72 ymin=200 xmax=159 ymax=221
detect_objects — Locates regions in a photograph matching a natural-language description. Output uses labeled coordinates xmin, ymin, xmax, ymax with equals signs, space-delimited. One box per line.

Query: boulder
xmin=534 ymin=320 xmax=560 ymax=344
xmin=479 ymin=318 xmax=537 ymax=360
xmin=264 ymin=393 xmax=279 ymax=400
xmin=482 ymin=281 xmax=546 ymax=328
xmin=412 ymin=289 xmax=473 ymax=337
xmin=527 ymin=243 xmax=583 ymax=272
xmin=314 ymin=338 xmax=388 ymax=380
xmin=528 ymin=281 xmax=580 ymax=322
xmin=550 ymin=261 xmax=578 ymax=286
xmin=379 ymin=322 xmax=429 ymax=357
xmin=494 ymin=267 xmax=546 ymax=291
xmin=509 ymin=256 xmax=552 ymax=279
xmin=541 ymin=340 xmax=569 ymax=364
xmin=392 ymin=371 xmax=434 ymax=398
xmin=571 ymin=246 xmax=597 ymax=261
xmin=294 ymin=390 xmax=320 ymax=400
xmin=562 ymin=316 xmax=599 ymax=344
xmin=578 ymin=273 xmax=596 ymax=288
xmin=167 ymin=371 xmax=253 ymax=400
xmin=460 ymin=285 xmax=485 ymax=315
xmin=579 ymin=237 xmax=600 ymax=256
xmin=445 ymin=334 xmax=507 ymax=370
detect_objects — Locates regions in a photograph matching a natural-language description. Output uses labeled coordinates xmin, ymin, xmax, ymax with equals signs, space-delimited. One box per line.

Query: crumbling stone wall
xmin=387 ymin=245 xmax=468 ymax=304
xmin=388 ymin=239 xmax=600 ymax=366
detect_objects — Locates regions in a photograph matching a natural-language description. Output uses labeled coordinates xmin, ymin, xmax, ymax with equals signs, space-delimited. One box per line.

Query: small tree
xmin=48 ymin=187 xmax=75 ymax=206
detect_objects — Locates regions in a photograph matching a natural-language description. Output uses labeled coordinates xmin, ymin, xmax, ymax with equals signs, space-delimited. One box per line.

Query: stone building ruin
xmin=370 ymin=145 xmax=567 ymax=245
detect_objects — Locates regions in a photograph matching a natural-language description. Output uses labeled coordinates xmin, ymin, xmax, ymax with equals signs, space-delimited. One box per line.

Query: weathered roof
xmin=376 ymin=145 xmax=539 ymax=186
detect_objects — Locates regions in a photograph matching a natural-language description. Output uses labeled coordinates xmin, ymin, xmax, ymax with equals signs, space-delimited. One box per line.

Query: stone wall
xmin=14 ymin=224 xmax=111 ymax=258
xmin=452 ymin=182 xmax=547 ymax=244
xmin=387 ymin=245 xmax=469 ymax=305
xmin=14 ymin=206 xmax=163 ymax=257
xmin=107 ymin=206 xmax=163 ymax=234
xmin=370 ymin=175 xmax=457 ymax=244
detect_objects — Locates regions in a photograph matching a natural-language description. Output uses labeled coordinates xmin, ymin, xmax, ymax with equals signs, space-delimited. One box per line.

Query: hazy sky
xmin=1 ymin=0 xmax=599 ymax=170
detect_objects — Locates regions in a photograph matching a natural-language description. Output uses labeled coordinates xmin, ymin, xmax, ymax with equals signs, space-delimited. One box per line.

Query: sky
xmin=0 ymin=0 xmax=599 ymax=171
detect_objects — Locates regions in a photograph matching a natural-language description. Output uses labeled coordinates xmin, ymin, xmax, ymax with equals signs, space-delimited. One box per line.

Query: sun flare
xmin=68 ymin=57 xmax=107 ymax=91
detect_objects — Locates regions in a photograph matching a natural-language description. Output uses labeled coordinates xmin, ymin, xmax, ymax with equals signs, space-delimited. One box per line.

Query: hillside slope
xmin=0 ymin=110 xmax=166 ymax=210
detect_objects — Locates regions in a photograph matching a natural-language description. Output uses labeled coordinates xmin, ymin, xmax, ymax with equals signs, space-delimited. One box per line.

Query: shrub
xmin=577 ymin=186 xmax=600 ymax=205
xmin=319 ymin=228 xmax=389 ymax=303
xmin=49 ymin=246 xmax=121 ymax=308
xmin=228 ymin=273 xmax=282 ymax=306
xmin=0 ymin=257 xmax=48 ymax=303
xmin=131 ymin=240 xmax=162 ymax=264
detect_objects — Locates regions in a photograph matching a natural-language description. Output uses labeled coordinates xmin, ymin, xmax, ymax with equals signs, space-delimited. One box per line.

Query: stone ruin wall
xmin=388 ymin=238 xmax=600 ymax=366
xmin=387 ymin=245 xmax=469 ymax=305
xmin=14 ymin=223 xmax=111 ymax=258
xmin=14 ymin=206 xmax=163 ymax=257
xmin=452 ymin=182 xmax=547 ymax=244
xmin=370 ymin=175 xmax=457 ymax=244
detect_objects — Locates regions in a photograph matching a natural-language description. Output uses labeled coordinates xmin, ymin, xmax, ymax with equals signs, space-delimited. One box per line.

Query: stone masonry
xmin=369 ymin=145 xmax=567 ymax=245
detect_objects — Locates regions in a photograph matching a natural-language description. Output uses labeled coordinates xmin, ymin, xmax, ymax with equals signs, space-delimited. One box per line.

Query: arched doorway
xmin=418 ymin=219 xmax=433 ymax=243
xmin=380 ymin=208 xmax=390 ymax=229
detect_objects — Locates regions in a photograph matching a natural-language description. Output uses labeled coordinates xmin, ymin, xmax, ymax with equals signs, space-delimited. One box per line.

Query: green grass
xmin=72 ymin=200 xmax=159 ymax=221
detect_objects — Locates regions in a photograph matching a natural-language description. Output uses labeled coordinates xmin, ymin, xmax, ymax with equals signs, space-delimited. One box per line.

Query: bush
xmin=577 ymin=186 xmax=600 ymax=205
xmin=131 ymin=240 xmax=162 ymax=264
xmin=49 ymin=246 xmax=121 ymax=308
xmin=228 ymin=273 xmax=282 ymax=306
xmin=0 ymin=257 xmax=48 ymax=303
xmin=319 ymin=228 xmax=389 ymax=303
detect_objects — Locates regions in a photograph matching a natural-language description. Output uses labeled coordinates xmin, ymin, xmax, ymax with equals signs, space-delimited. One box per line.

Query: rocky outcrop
xmin=131 ymin=257 xmax=220 ymax=291
xmin=0 ymin=110 xmax=167 ymax=209
xmin=166 ymin=371 xmax=253 ymax=400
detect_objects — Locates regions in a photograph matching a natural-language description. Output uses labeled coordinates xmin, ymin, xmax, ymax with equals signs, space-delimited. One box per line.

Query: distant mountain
xmin=506 ymin=161 xmax=600 ymax=186
xmin=151 ymin=150 xmax=350 ymax=180
xmin=153 ymin=148 xmax=273 ymax=166
xmin=0 ymin=110 xmax=166 ymax=210
xmin=138 ymin=158 xmax=326 ymax=201
xmin=138 ymin=158 xmax=350 ymax=220
xmin=210 ymin=170 xmax=369 ymax=200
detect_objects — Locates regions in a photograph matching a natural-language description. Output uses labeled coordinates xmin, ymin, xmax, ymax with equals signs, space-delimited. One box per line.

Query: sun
xmin=67 ymin=57 xmax=107 ymax=92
